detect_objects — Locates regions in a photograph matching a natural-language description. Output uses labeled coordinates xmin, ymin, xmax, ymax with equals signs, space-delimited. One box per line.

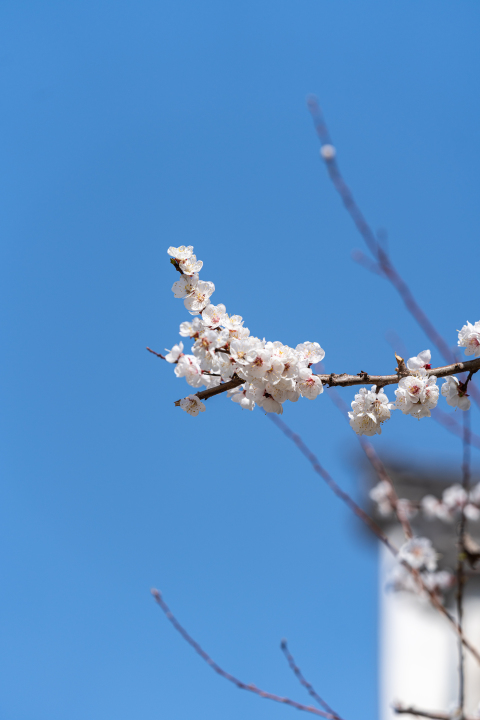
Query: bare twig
xmin=267 ymin=415 xmax=480 ymax=666
xmin=146 ymin=346 xmax=166 ymax=360
xmin=280 ymin=640 xmax=345 ymax=720
xmin=307 ymin=95 xmax=455 ymax=366
xmin=151 ymin=589 xmax=339 ymax=719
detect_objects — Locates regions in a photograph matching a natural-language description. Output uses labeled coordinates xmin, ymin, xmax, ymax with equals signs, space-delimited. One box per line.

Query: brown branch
xmin=307 ymin=95 xmax=456 ymax=366
xmin=174 ymin=377 xmax=244 ymax=406
xmin=280 ymin=640 xmax=345 ymax=720
xmin=146 ymin=346 xmax=166 ymax=360
xmin=172 ymin=357 xmax=480 ymax=406
xmin=394 ymin=705 xmax=477 ymax=720
xmin=267 ymin=415 xmax=480 ymax=666
xmin=151 ymin=589 xmax=339 ymax=719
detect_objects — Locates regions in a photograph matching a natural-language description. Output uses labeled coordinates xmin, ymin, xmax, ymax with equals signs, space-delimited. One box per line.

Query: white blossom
xmin=421 ymin=494 xmax=442 ymax=519
xmin=179 ymin=394 xmax=206 ymax=417
xmin=223 ymin=314 xmax=244 ymax=331
xmin=398 ymin=537 xmax=437 ymax=572
xmin=296 ymin=367 xmax=324 ymax=399
xmin=370 ymin=481 xmax=394 ymax=517
xmin=172 ymin=273 xmax=199 ymax=298
xmin=349 ymin=386 xmax=395 ymax=436
xmin=202 ymin=303 xmax=227 ymax=329
xmin=441 ymin=376 xmax=471 ymax=411
xmin=227 ymin=385 xmax=255 ymax=411
xmin=184 ymin=280 xmax=215 ymax=315
xmin=295 ymin=342 xmax=325 ymax=366
xmin=262 ymin=395 xmax=284 ymax=414
xmin=395 ymin=369 xmax=439 ymax=419
xmin=442 ymin=484 xmax=468 ymax=513
xmin=407 ymin=349 xmax=431 ymax=372
xmin=320 ymin=144 xmax=336 ymax=160
xmin=168 ymin=245 xmax=194 ymax=260
xmin=465 ymin=504 xmax=480 ymax=521
xmin=458 ymin=320 xmax=480 ymax=358
xmin=179 ymin=254 xmax=203 ymax=276
xmin=165 ymin=342 xmax=184 ymax=363
xmin=179 ymin=317 xmax=204 ymax=338
xmin=174 ymin=355 xmax=204 ymax=388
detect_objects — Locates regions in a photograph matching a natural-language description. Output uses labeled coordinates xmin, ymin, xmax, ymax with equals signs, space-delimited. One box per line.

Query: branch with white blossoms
xmin=156 ymin=245 xmax=480 ymax=428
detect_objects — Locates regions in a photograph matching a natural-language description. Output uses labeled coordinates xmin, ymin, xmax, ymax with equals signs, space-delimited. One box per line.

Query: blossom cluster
xmin=166 ymin=246 xmax=325 ymax=416
xmin=164 ymin=246 xmax=477 ymax=428
xmin=370 ymin=480 xmax=480 ymax=523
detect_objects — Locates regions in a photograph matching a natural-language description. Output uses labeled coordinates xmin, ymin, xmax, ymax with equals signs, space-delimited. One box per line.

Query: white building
xmin=370 ymin=461 xmax=480 ymax=719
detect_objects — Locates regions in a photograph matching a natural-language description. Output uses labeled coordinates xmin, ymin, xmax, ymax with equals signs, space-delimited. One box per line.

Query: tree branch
xmin=267 ymin=415 xmax=480 ymax=666
xmin=394 ymin=705 xmax=477 ymax=720
xmin=171 ymin=357 xmax=480 ymax=406
xmin=151 ymin=589 xmax=340 ymax=719
xmin=280 ymin=640 xmax=345 ymax=720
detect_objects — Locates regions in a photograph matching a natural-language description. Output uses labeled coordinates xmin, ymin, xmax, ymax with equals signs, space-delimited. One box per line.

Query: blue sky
xmin=1 ymin=2 xmax=479 ymax=719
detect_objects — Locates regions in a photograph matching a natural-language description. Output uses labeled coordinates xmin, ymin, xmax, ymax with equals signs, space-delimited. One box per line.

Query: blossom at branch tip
xmin=394 ymin=369 xmax=439 ymax=419
xmin=168 ymin=245 xmax=194 ymax=260
xmin=407 ymin=349 xmax=431 ymax=372
xmin=458 ymin=320 xmax=480 ymax=358
xmin=296 ymin=367 xmax=324 ymax=399
xmin=179 ymin=394 xmax=206 ymax=417
xmin=172 ymin=273 xmax=199 ymax=299
xmin=184 ymin=280 xmax=215 ymax=315
xmin=320 ymin=144 xmax=336 ymax=160
xmin=441 ymin=375 xmax=471 ymax=411
xmin=201 ymin=303 xmax=227 ymax=329
xmin=179 ymin=254 xmax=203 ymax=276
xmin=165 ymin=342 xmax=184 ymax=363
xmin=348 ymin=386 xmax=395 ymax=436
xmin=174 ymin=355 xmax=204 ymax=388
xmin=398 ymin=537 xmax=437 ymax=572
xmin=295 ymin=342 xmax=325 ymax=366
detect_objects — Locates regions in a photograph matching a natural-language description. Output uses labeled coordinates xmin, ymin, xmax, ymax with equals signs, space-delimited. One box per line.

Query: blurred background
xmin=1 ymin=2 xmax=480 ymax=718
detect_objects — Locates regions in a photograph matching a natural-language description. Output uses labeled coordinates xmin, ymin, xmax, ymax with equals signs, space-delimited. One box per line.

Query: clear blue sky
xmin=1 ymin=2 xmax=479 ymax=719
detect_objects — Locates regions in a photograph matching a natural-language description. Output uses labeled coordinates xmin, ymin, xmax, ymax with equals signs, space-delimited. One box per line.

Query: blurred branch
xmin=394 ymin=705 xmax=476 ymax=720
xmin=268 ymin=415 xmax=480 ymax=666
xmin=280 ymin=640 xmax=345 ymax=720
xmin=151 ymin=589 xmax=338 ymax=719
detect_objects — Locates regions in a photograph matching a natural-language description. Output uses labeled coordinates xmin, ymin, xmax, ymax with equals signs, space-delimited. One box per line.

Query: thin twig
xmin=307 ymin=95 xmax=455 ymax=365
xmin=267 ymin=415 xmax=480 ymax=666
xmin=307 ymin=95 xmax=480 ymax=415
xmin=151 ymin=589 xmax=339 ymax=719
xmin=146 ymin=346 xmax=166 ymax=360
xmin=280 ymin=640 xmax=345 ymax=720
